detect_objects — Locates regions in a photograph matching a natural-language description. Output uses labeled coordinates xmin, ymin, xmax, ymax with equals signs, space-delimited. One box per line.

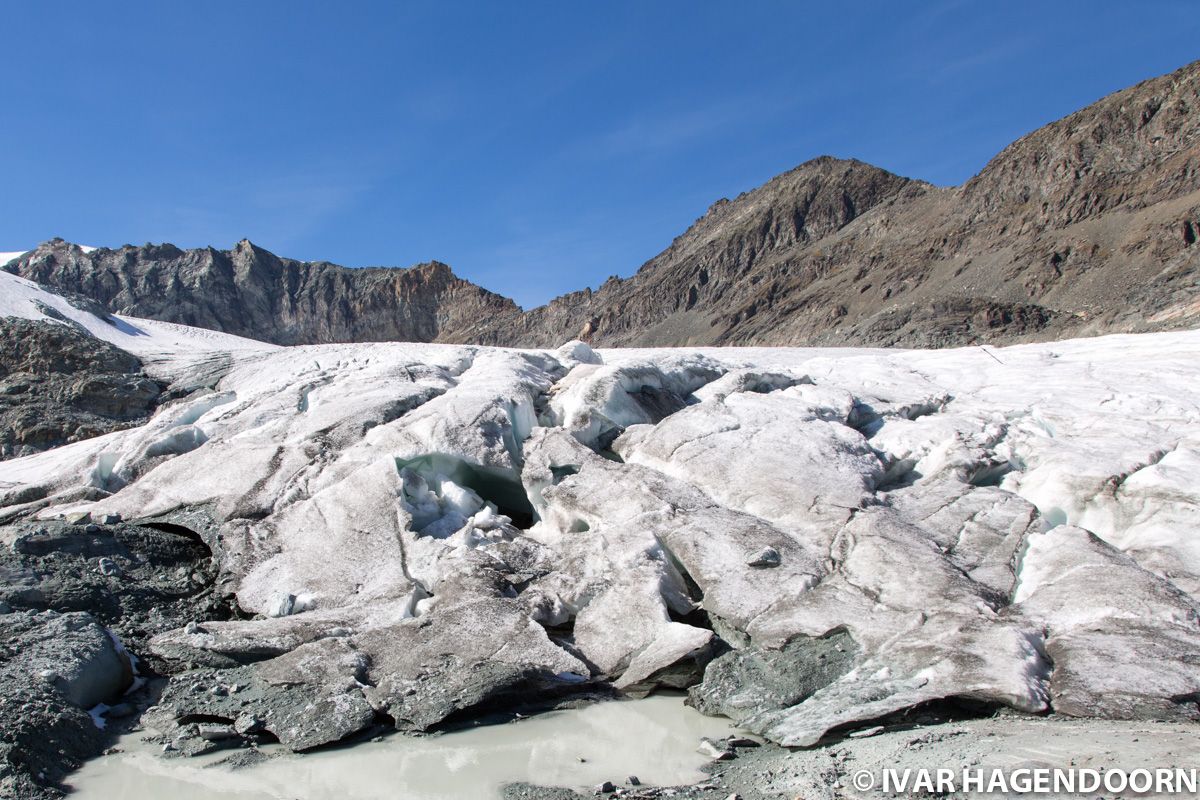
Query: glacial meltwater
xmin=67 ymin=696 xmax=738 ymax=799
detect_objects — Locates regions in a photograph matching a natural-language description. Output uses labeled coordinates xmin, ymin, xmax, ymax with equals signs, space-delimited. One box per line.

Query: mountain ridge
xmin=7 ymin=59 xmax=1199 ymax=348
xmin=459 ymin=58 xmax=1200 ymax=347
xmin=7 ymin=238 xmax=519 ymax=346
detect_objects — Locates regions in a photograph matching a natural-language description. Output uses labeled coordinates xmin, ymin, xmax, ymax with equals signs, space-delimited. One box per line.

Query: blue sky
xmin=2 ymin=2 xmax=1197 ymax=307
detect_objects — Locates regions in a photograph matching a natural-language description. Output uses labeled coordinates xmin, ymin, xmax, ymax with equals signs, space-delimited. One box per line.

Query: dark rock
xmin=0 ymin=611 xmax=124 ymax=797
xmin=725 ymin=736 xmax=760 ymax=748
xmin=0 ymin=319 xmax=162 ymax=460
xmin=687 ymin=630 xmax=859 ymax=727
xmin=4 ymin=612 xmax=132 ymax=707
xmin=146 ymin=638 xmax=378 ymax=752
xmin=0 ymin=519 xmax=221 ymax=671
xmin=169 ymin=728 xmax=240 ymax=757
xmin=745 ymin=547 xmax=780 ymax=568
xmin=0 ymin=515 xmax=227 ymax=795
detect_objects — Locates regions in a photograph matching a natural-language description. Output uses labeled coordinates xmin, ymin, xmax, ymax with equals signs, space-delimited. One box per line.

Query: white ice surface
xmin=603 ymin=333 xmax=1200 ymax=590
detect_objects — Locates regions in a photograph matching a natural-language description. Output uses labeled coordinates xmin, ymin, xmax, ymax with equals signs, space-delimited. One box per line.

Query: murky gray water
xmin=67 ymin=696 xmax=738 ymax=799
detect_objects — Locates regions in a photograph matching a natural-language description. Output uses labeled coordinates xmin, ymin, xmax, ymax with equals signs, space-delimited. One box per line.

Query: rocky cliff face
xmin=8 ymin=60 xmax=1199 ymax=349
xmin=7 ymin=240 xmax=519 ymax=346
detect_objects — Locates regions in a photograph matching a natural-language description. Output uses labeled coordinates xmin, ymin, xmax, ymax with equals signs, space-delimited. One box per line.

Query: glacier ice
xmin=2 ymin=294 xmax=1200 ymax=751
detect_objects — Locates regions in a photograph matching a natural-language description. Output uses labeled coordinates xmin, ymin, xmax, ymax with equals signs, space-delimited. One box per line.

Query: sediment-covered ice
xmin=3 ymin=274 xmax=1200 ymax=752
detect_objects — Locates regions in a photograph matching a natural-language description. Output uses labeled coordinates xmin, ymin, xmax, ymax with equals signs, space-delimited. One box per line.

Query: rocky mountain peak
xmin=412 ymin=260 xmax=456 ymax=278
xmin=231 ymin=238 xmax=263 ymax=261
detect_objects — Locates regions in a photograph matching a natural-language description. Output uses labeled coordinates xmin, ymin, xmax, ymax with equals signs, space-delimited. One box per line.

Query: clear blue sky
xmin=2 ymin=2 xmax=1196 ymax=307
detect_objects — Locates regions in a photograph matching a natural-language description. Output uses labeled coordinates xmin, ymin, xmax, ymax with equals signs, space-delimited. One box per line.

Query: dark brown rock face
xmin=9 ymin=59 xmax=1200 ymax=349
xmin=0 ymin=318 xmax=161 ymax=458
xmin=8 ymin=240 xmax=519 ymax=346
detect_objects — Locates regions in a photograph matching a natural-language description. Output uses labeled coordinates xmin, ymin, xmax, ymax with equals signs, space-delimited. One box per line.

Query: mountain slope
xmin=462 ymin=156 xmax=925 ymax=346
xmin=7 ymin=59 xmax=1199 ymax=348
xmin=458 ymin=58 xmax=1200 ymax=347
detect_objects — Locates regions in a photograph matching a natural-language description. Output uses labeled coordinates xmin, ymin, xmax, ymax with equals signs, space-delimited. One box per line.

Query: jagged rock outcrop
xmin=6 ymin=239 xmax=519 ymax=346
xmin=0 ymin=318 xmax=162 ymax=459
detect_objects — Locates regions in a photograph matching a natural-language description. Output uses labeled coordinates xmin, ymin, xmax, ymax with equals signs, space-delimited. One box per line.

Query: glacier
xmin=1 ymin=268 xmax=1199 ymax=755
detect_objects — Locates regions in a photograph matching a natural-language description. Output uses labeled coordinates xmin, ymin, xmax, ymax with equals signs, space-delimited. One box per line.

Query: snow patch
xmin=0 ymin=269 xmax=275 ymax=363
